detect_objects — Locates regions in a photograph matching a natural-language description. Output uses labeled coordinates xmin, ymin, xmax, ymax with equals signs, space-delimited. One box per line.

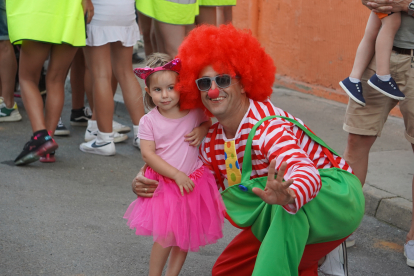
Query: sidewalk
xmin=115 ymin=83 xmax=414 ymax=232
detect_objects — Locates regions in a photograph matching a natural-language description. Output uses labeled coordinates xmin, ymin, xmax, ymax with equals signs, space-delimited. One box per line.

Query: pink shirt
xmin=139 ymin=108 xmax=210 ymax=176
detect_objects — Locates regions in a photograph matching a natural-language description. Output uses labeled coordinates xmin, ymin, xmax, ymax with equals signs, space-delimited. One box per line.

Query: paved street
xmin=1 ymin=87 xmax=413 ymax=275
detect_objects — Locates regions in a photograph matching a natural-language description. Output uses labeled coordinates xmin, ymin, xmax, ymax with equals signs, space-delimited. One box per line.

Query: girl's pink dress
xmin=123 ymin=108 xmax=225 ymax=252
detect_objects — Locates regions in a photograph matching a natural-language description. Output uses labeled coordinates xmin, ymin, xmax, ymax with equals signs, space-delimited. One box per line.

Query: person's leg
xmin=165 ymin=246 xmax=187 ymax=276
xmin=83 ymin=48 xmax=94 ymax=112
xmin=343 ymin=133 xmax=377 ymax=185
xmin=153 ymin=21 xmax=186 ymax=58
xmin=44 ymin=44 xmax=78 ymax=135
xmin=70 ymin=48 xmax=86 ymax=110
xmin=110 ymin=42 xmax=144 ymax=126
xmin=83 ymin=44 xmax=113 ymax=133
xmin=196 ymin=6 xmax=217 ymax=25
xmin=375 ymin=13 xmax=401 ymax=76
xmin=223 ymin=6 xmax=233 ymax=24
xmin=18 ymin=40 xmax=52 ymax=132
xmin=138 ymin=11 xmax=154 ymax=57
xmin=407 ymin=144 xmax=414 ymax=243
xmin=149 ymin=242 xmax=172 ymax=276
xmin=212 ymin=228 xmax=261 ymax=276
xmin=0 ymin=40 xmax=17 ymax=108
xmin=349 ymin=12 xmax=381 ymax=80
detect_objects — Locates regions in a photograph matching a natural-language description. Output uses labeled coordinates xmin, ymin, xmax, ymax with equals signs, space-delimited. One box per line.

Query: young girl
xmin=124 ymin=53 xmax=225 ymax=276
xmin=340 ymin=11 xmax=405 ymax=106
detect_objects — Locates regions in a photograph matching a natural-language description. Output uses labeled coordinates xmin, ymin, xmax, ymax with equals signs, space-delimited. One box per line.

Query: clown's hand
xmin=252 ymin=160 xmax=296 ymax=206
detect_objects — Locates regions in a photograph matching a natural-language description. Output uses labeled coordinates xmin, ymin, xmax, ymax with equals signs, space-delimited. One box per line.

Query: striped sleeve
xmin=260 ymin=120 xmax=322 ymax=214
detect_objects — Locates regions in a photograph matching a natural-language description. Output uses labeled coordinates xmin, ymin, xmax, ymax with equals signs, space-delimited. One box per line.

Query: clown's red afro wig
xmin=176 ymin=24 xmax=276 ymax=111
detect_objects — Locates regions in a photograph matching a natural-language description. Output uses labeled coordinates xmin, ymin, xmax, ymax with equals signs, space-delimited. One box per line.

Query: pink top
xmin=138 ymin=108 xmax=210 ymax=176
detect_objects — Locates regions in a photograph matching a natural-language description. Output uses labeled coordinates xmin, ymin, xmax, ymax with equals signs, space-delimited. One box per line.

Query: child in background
xmin=124 ymin=54 xmax=225 ymax=276
xmin=340 ymin=11 xmax=405 ymax=106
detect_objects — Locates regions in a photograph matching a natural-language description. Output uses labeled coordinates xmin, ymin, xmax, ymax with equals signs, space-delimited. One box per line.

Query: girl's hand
xmin=82 ymin=0 xmax=94 ymax=23
xmin=173 ymin=171 xmax=195 ymax=196
xmin=184 ymin=127 xmax=204 ymax=147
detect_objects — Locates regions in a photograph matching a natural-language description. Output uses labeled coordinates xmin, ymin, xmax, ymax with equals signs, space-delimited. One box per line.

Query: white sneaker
xmin=79 ymin=139 xmax=116 ymax=156
xmin=113 ymin=120 xmax=131 ymax=133
xmin=84 ymin=128 xmax=128 ymax=143
xmin=133 ymin=136 xmax=140 ymax=149
xmin=404 ymin=240 xmax=414 ymax=267
xmin=318 ymin=242 xmax=348 ymax=276
xmin=345 ymin=234 xmax=355 ymax=248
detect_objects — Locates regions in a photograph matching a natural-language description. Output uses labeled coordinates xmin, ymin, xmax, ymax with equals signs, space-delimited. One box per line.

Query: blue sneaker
xmin=367 ymin=74 xmax=405 ymax=101
xmin=339 ymin=77 xmax=366 ymax=106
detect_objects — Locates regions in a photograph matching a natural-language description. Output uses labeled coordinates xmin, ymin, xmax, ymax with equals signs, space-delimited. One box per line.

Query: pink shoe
xmin=40 ymin=152 xmax=56 ymax=163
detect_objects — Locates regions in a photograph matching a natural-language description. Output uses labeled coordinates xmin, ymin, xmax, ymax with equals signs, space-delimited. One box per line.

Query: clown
xmin=133 ymin=24 xmax=364 ymax=276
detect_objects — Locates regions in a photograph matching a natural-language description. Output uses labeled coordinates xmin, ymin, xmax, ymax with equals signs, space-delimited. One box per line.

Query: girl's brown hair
xmin=144 ymin=53 xmax=172 ymax=110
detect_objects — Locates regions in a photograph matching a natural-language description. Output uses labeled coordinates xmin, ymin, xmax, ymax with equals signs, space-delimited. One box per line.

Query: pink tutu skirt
xmin=124 ymin=166 xmax=225 ymax=252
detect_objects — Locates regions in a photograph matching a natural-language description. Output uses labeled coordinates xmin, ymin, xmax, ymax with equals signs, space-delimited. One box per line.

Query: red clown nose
xmin=208 ymin=88 xmax=220 ymax=99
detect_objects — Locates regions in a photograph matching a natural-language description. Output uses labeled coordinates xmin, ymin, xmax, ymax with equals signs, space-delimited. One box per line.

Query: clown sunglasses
xmin=195 ymin=74 xmax=239 ymax=91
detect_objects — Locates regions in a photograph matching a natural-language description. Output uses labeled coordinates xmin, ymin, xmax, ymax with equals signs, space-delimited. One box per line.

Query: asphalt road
xmin=1 ymin=89 xmax=413 ymax=275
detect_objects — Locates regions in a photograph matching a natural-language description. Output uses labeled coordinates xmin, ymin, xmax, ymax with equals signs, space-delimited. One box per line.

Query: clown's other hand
xmin=252 ymin=160 xmax=296 ymax=206
xmin=132 ymin=164 xmax=158 ymax=198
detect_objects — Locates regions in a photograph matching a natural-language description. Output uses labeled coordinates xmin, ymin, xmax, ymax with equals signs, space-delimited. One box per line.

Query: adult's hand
xmin=252 ymin=160 xmax=296 ymax=206
xmin=131 ymin=165 xmax=158 ymax=198
xmin=82 ymin=0 xmax=94 ymax=24
xmin=362 ymin=0 xmax=409 ymax=14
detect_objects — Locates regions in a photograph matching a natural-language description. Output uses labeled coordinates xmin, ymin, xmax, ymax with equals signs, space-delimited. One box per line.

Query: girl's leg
xmin=44 ymin=44 xmax=78 ymax=134
xmin=83 ymin=48 xmax=94 ymax=114
xmin=70 ymin=48 xmax=89 ymax=110
xmin=223 ymin=6 xmax=233 ymax=24
xmin=83 ymin=44 xmax=114 ymax=133
xmin=138 ymin=11 xmax=154 ymax=57
xmin=349 ymin=12 xmax=382 ymax=80
xmin=375 ymin=13 xmax=401 ymax=76
xmin=153 ymin=21 xmax=186 ymax=58
xmin=110 ymin=42 xmax=145 ymax=126
xmin=149 ymin=242 xmax=172 ymax=276
xmin=19 ymin=40 xmax=52 ymax=132
xmin=0 ymin=40 xmax=17 ymax=108
xmin=165 ymin=246 xmax=188 ymax=276
xmin=196 ymin=6 xmax=217 ymax=25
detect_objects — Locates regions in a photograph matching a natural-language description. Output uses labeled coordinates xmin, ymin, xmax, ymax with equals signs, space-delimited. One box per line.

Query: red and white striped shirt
xmin=199 ymin=99 xmax=352 ymax=214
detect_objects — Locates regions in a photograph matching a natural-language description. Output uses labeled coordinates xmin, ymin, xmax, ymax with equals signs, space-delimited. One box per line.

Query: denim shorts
xmin=0 ymin=0 xmax=8 ymax=41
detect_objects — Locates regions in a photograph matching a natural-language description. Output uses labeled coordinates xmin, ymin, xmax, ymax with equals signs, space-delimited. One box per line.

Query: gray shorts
xmin=0 ymin=0 xmax=8 ymax=41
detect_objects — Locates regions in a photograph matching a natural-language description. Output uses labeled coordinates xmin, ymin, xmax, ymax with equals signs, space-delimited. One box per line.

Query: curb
xmin=364 ymin=184 xmax=412 ymax=232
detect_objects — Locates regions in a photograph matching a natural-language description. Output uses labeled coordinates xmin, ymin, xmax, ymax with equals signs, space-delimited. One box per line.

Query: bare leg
xmin=44 ymin=44 xmax=78 ymax=134
xmin=150 ymin=21 xmax=158 ymax=53
xmin=406 ymin=144 xmax=414 ymax=242
xmin=0 ymin=40 xmax=17 ymax=108
xmin=375 ymin=13 xmax=401 ymax=75
xmin=19 ymin=41 xmax=52 ymax=132
xmin=223 ymin=6 xmax=233 ymax=24
xmin=343 ymin=133 xmax=377 ymax=185
xmin=349 ymin=12 xmax=382 ymax=80
xmin=149 ymin=242 xmax=172 ymax=276
xmin=196 ymin=6 xmax=217 ymax=25
xmin=83 ymin=50 xmax=94 ymax=113
xmin=84 ymin=44 xmax=113 ymax=133
xmin=154 ymin=21 xmax=186 ymax=58
xmin=216 ymin=6 xmax=224 ymax=26
xmin=165 ymin=246 xmax=188 ymax=276
xmin=110 ymin=42 xmax=144 ymax=125
xmin=70 ymin=48 xmax=87 ymax=110
xmin=138 ymin=11 xmax=154 ymax=57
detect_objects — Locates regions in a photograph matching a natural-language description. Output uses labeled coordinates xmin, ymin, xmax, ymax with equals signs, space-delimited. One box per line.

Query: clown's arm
xmin=253 ymin=121 xmax=322 ymax=214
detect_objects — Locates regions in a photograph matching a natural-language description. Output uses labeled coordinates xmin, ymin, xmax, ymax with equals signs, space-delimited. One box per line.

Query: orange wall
xmin=232 ymin=0 xmax=402 ymax=117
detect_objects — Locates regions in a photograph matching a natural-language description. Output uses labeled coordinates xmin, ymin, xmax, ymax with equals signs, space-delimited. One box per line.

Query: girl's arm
xmin=184 ymin=118 xmax=213 ymax=147
xmin=140 ymin=139 xmax=195 ymax=196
